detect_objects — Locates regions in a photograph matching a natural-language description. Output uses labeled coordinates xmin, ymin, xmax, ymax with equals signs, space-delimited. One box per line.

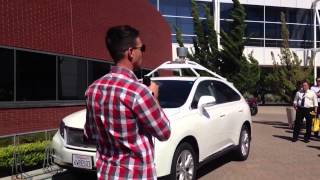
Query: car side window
xmin=211 ymin=81 xmax=241 ymax=104
xmin=191 ymin=81 xmax=214 ymax=109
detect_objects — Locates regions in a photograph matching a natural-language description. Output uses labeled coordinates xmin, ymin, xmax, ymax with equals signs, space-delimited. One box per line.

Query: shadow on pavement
xmin=307 ymin=145 xmax=320 ymax=150
xmin=52 ymin=170 xmax=97 ymax=180
xmin=252 ymin=120 xmax=288 ymax=126
xmin=196 ymin=153 xmax=233 ymax=179
xmin=272 ymin=135 xmax=294 ymax=142
xmin=273 ymin=126 xmax=292 ymax=130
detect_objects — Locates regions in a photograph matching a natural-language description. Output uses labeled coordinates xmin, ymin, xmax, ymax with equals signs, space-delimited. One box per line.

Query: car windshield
xmin=154 ymin=80 xmax=194 ymax=108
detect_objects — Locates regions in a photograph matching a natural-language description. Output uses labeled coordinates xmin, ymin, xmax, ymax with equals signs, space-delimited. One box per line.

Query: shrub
xmin=0 ymin=141 xmax=50 ymax=168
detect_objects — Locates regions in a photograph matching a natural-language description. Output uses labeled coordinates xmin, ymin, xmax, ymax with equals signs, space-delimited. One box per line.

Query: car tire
xmin=234 ymin=125 xmax=251 ymax=161
xmin=170 ymin=142 xmax=197 ymax=180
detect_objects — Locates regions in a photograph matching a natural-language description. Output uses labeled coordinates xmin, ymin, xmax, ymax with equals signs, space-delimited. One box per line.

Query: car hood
xmin=63 ymin=108 xmax=180 ymax=129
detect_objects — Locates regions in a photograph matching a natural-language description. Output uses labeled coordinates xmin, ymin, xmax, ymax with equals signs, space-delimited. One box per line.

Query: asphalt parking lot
xmin=199 ymin=106 xmax=320 ymax=180
xmin=4 ymin=106 xmax=319 ymax=180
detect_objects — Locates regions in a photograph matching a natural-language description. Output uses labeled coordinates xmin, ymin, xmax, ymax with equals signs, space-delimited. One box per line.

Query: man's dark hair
xmin=105 ymin=25 xmax=139 ymax=63
xmin=302 ymin=80 xmax=309 ymax=85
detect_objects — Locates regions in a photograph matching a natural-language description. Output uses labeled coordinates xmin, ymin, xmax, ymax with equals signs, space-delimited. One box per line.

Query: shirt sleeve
xmin=84 ymin=93 xmax=98 ymax=143
xmin=313 ymin=92 xmax=318 ymax=107
xmin=293 ymin=92 xmax=299 ymax=106
xmin=133 ymin=88 xmax=171 ymax=141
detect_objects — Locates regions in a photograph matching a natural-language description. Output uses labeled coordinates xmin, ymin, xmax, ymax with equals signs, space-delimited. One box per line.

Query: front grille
xmin=66 ymin=127 xmax=96 ymax=149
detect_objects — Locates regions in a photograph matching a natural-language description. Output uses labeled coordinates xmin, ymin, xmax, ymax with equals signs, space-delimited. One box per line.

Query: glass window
xmin=88 ymin=61 xmax=110 ymax=85
xmin=289 ymin=24 xmax=310 ymax=40
xmin=0 ymin=48 xmax=14 ymax=101
xmin=245 ymin=5 xmax=264 ymax=21
xmin=176 ymin=18 xmax=194 ymax=34
xmin=197 ymin=1 xmax=213 ymax=17
xmin=58 ymin=56 xmax=87 ymax=100
xmin=220 ymin=3 xmax=233 ymax=19
xmin=265 ymin=23 xmax=281 ymax=39
xmin=265 ymin=6 xmax=285 ymax=22
xmin=212 ymin=81 xmax=240 ymax=104
xmin=289 ymin=8 xmax=311 ymax=24
xmin=245 ymin=22 xmax=264 ymax=38
xmin=165 ymin=17 xmax=176 ymax=33
xmin=265 ymin=40 xmax=283 ymax=47
xmin=266 ymin=6 xmax=311 ymax=24
xmin=191 ymin=81 xmax=215 ymax=109
xmin=155 ymin=80 xmax=194 ymax=108
xmin=245 ymin=39 xmax=264 ymax=47
xmin=176 ymin=0 xmax=192 ymax=16
xmin=159 ymin=0 xmax=176 ymax=15
xmin=16 ymin=51 xmax=56 ymax=101
xmin=160 ymin=0 xmax=191 ymax=16
xmin=172 ymin=35 xmax=194 ymax=44
xmin=220 ymin=20 xmax=231 ymax=33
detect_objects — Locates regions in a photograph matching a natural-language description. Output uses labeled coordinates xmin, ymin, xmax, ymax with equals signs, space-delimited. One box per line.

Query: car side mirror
xmin=197 ymin=96 xmax=216 ymax=109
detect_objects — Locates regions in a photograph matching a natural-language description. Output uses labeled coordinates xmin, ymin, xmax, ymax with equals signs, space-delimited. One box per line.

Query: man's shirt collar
xmin=110 ymin=66 xmax=138 ymax=81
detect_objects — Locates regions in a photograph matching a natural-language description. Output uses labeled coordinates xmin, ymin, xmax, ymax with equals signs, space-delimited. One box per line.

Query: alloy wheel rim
xmin=241 ymin=130 xmax=249 ymax=156
xmin=176 ymin=150 xmax=194 ymax=180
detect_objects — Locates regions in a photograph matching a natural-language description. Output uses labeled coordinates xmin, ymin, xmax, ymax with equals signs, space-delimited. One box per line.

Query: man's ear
xmin=128 ymin=48 xmax=133 ymax=61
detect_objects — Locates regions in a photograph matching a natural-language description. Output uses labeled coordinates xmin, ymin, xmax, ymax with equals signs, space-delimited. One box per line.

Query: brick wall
xmin=0 ymin=106 xmax=84 ymax=136
xmin=0 ymin=0 xmax=172 ymax=69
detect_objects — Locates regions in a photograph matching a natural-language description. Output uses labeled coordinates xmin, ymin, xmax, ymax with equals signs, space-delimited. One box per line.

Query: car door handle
xmin=238 ymin=109 xmax=243 ymax=112
xmin=220 ymin=114 xmax=226 ymax=117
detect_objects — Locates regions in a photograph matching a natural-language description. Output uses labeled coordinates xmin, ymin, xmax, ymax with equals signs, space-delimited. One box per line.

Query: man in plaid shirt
xmin=84 ymin=25 xmax=171 ymax=180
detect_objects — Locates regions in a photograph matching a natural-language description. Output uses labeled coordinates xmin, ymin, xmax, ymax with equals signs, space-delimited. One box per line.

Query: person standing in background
xmin=292 ymin=80 xmax=318 ymax=143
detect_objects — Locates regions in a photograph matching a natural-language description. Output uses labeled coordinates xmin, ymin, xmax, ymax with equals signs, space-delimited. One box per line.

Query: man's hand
xmin=148 ymin=82 xmax=159 ymax=99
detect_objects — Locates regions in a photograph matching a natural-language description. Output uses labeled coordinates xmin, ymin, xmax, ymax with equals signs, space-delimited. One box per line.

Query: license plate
xmin=72 ymin=154 xmax=93 ymax=169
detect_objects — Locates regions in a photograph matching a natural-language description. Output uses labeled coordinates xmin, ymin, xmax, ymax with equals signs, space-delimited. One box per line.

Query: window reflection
xmin=88 ymin=61 xmax=110 ymax=85
xmin=58 ymin=57 xmax=87 ymax=100
xmin=0 ymin=48 xmax=14 ymax=101
xmin=16 ymin=50 xmax=56 ymax=101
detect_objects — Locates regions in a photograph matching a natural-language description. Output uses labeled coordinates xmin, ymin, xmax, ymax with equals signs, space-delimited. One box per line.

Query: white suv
xmin=51 ymin=60 xmax=252 ymax=179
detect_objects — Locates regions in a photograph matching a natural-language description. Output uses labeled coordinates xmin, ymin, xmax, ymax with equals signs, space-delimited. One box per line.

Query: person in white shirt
xmin=293 ymin=80 xmax=318 ymax=143
xmin=310 ymin=77 xmax=320 ymax=138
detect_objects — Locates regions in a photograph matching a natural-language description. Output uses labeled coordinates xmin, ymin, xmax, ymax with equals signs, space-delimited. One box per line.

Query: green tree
xmin=175 ymin=26 xmax=184 ymax=48
xmin=266 ymin=12 xmax=313 ymax=103
xmin=176 ymin=0 xmax=260 ymax=94
xmin=219 ymin=0 xmax=246 ymax=79
xmin=177 ymin=0 xmax=219 ymax=72
xmin=218 ymin=0 xmax=260 ymax=94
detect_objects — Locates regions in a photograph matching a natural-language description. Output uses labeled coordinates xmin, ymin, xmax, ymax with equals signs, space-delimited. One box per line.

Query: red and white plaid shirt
xmin=84 ymin=66 xmax=171 ymax=180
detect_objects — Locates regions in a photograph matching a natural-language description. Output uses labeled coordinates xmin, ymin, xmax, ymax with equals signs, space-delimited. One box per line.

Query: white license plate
xmin=72 ymin=154 xmax=93 ymax=169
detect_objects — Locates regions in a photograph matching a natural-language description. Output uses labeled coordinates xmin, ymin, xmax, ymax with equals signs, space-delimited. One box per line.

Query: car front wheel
xmin=234 ymin=125 xmax=251 ymax=161
xmin=170 ymin=142 xmax=197 ymax=180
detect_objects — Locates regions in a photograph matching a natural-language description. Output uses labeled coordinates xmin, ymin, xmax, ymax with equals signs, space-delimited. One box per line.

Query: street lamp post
xmin=313 ymin=0 xmax=320 ymax=84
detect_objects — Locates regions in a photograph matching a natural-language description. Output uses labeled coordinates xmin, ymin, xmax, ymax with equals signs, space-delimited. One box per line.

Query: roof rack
xmin=146 ymin=60 xmax=226 ymax=81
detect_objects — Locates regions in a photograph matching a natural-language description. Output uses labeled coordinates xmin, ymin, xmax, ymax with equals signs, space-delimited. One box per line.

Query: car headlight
xmin=59 ymin=121 xmax=65 ymax=138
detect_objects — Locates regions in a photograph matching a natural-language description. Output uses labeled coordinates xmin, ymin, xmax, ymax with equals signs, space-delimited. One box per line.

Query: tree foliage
xmin=176 ymin=0 xmax=260 ymax=94
xmin=266 ymin=12 xmax=313 ymax=103
xmin=180 ymin=0 xmax=219 ymax=72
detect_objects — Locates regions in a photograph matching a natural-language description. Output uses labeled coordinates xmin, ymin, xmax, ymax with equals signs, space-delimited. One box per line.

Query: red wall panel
xmin=0 ymin=106 xmax=84 ymax=136
xmin=0 ymin=0 xmax=172 ymax=68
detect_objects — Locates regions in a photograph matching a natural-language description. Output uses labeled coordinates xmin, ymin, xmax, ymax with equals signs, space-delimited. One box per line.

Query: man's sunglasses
xmin=133 ymin=44 xmax=146 ymax=52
